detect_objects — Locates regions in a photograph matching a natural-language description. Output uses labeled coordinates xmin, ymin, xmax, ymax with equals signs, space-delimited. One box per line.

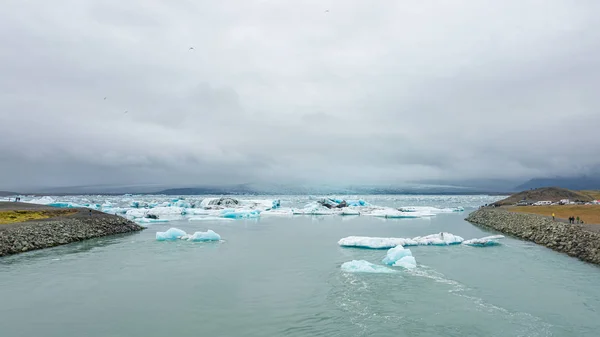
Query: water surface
xmin=1 ymin=195 xmax=599 ymax=337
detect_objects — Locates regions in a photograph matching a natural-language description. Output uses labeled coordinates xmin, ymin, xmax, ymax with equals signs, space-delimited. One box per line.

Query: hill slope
xmin=494 ymin=187 xmax=594 ymax=206
xmin=516 ymin=176 xmax=600 ymax=190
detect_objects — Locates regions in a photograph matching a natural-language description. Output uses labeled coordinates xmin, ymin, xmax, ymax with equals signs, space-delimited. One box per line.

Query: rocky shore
xmin=466 ymin=208 xmax=600 ymax=265
xmin=0 ymin=203 xmax=144 ymax=257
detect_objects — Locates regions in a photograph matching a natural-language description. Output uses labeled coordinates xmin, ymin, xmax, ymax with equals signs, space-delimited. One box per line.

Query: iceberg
xmin=463 ymin=235 xmax=505 ymax=247
xmin=382 ymin=246 xmax=413 ymax=264
xmin=156 ymin=228 xmax=222 ymax=242
xmin=260 ymin=209 xmax=294 ymax=217
xmin=48 ymin=202 xmax=83 ymax=208
xmin=246 ymin=199 xmax=281 ymax=210
xmin=186 ymin=230 xmax=221 ymax=242
xmin=338 ymin=236 xmax=417 ymax=249
xmin=339 ymin=232 xmax=464 ymax=249
xmin=369 ymin=209 xmax=434 ymax=218
xmin=25 ymin=196 xmax=55 ymax=205
xmin=221 ymin=209 xmax=260 ymax=219
xmin=410 ymin=233 xmax=464 ymax=246
xmin=156 ymin=228 xmax=187 ymax=241
xmin=135 ymin=218 xmax=170 ymax=223
xmin=188 ymin=216 xmax=235 ymax=221
xmin=340 ymin=208 xmax=361 ymax=216
xmin=382 ymin=246 xmax=417 ymax=269
xmin=201 ymin=197 xmax=239 ymax=208
xmin=399 ymin=206 xmax=464 ymax=213
xmin=340 ymin=260 xmax=396 ymax=274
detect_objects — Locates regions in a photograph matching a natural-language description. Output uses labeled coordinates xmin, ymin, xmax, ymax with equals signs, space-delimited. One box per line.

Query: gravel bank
xmin=466 ymin=208 xmax=600 ymax=265
xmin=0 ymin=202 xmax=144 ymax=257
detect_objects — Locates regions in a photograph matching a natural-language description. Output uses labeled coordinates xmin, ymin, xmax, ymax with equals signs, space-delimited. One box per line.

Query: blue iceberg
xmin=382 ymin=246 xmax=417 ymax=269
xmin=188 ymin=230 xmax=221 ymax=242
xmin=463 ymin=235 xmax=505 ymax=247
xmin=48 ymin=202 xmax=83 ymax=208
xmin=221 ymin=209 xmax=261 ymax=219
xmin=156 ymin=228 xmax=222 ymax=242
xmin=338 ymin=232 xmax=464 ymax=249
xmin=156 ymin=228 xmax=187 ymax=241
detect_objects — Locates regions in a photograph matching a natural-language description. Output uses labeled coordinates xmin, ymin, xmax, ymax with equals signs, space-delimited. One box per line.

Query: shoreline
xmin=0 ymin=202 xmax=144 ymax=257
xmin=466 ymin=207 xmax=600 ymax=265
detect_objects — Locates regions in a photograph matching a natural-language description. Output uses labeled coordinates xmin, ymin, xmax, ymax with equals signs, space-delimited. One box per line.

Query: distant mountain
xmin=155 ymin=183 xmax=505 ymax=196
xmin=0 ymin=191 xmax=18 ymax=197
xmin=516 ymin=176 xmax=600 ymax=191
xmin=411 ymin=179 xmax=519 ymax=193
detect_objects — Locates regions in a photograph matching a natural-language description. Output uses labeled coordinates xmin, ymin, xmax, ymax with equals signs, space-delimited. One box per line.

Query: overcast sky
xmin=1 ymin=0 xmax=600 ymax=190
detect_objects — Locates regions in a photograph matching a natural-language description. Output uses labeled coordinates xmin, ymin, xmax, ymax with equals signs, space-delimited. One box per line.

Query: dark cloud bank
xmin=1 ymin=0 xmax=600 ymax=192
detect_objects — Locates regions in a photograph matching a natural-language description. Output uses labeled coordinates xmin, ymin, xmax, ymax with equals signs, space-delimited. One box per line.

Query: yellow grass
xmin=0 ymin=210 xmax=77 ymax=225
xmin=511 ymin=205 xmax=600 ymax=224
xmin=579 ymin=190 xmax=600 ymax=200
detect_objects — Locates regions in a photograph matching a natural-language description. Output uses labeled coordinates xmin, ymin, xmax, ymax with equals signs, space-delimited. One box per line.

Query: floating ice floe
xmin=369 ymin=209 xmax=434 ymax=218
xmin=338 ymin=236 xmax=416 ymax=249
xmin=399 ymin=206 xmax=464 ymax=213
xmin=126 ymin=207 xmax=186 ymax=219
xmin=188 ymin=217 xmax=235 ymax=222
xmin=462 ymin=235 xmax=505 ymax=247
xmin=185 ymin=230 xmax=221 ymax=242
xmin=155 ymin=228 xmax=221 ymax=242
xmin=156 ymin=228 xmax=187 ymax=241
xmin=338 ymin=232 xmax=464 ymax=249
xmin=48 ymin=202 xmax=84 ymax=208
xmin=382 ymin=246 xmax=417 ymax=269
xmin=260 ymin=209 xmax=295 ymax=217
xmin=24 ymin=196 xmax=55 ymax=205
xmin=410 ymin=233 xmax=464 ymax=246
xmin=135 ymin=218 xmax=170 ymax=224
xmin=221 ymin=209 xmax=261 ymax=219
xmin=341 ymin=260 xmax=396 ymax=274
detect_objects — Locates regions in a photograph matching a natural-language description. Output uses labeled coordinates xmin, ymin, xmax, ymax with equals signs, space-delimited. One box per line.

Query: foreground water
xmin=1 ymin=195 xmax=600 ymax=337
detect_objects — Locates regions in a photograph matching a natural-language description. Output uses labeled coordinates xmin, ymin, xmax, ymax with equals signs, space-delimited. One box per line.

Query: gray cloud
xmin=2 ymin=0 xmax=600 ymax=191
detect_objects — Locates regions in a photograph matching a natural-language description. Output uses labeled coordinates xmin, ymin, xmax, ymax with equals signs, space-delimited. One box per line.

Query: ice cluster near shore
xmin=20 ymin=195 xmax=465 ymax=222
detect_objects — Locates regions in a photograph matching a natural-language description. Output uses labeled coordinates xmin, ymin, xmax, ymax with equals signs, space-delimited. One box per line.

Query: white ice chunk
xmin=368 ymin=209 xmax=434 ymax=218
xmin=340 ymin=260 xmax=396 ymax=274
xmin=156 ymin=228 xmax=187 ymax=241
xmin=260 ymin=209 xmax=294 ymax=217
xmin=221 ymin=209 xmax=261 ymax=219
xmin=135 ymin=218 xmax=170 ymax=223
xmin=463 ymin=235 xmax=505 ymax=247
xmin=393 ymin=256 xmax=417 ymax=269
xmin=411 ymin=233 xmax=464 ymax=246
xmin=340 ymin=208 xmax=361 ymax=216
xmin=187 ymin=230 xmax=221 ymax=242
xmin=399 ymin=206 xmax=464 ymax=213
xmin=24 ymin=196 xmax=55 ymax=205
xmin=156 ymin=228 xmax=222 ymax=242
xmin=244 ymin=199 xmax=281 ymax=210
xmin=339 ymin=232 xmax=464 ymax=249
xmin=382 ymin=246 xmax=413 ymax=265
xmin=338 ymin=236 xmax=418 ymax=249
xmin=188 ymin=217 xmax=235 ymax=221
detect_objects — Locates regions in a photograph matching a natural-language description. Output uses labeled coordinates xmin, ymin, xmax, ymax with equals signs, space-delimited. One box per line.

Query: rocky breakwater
xmin=0 ymin=206 xmax=144 ymax=257
xmin=466 ymin=208 xmax=600 ymax=265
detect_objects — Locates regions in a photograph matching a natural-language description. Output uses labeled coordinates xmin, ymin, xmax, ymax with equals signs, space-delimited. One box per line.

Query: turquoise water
xmin=1 ymin=195 xmax=599 ymax=336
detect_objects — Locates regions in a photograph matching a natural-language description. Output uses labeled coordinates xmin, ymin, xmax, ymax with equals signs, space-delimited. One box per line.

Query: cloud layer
xmin=2 ymin=0 xmax=600 ymax=190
